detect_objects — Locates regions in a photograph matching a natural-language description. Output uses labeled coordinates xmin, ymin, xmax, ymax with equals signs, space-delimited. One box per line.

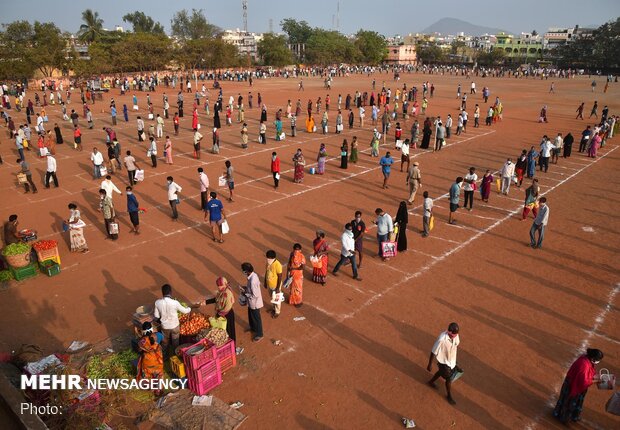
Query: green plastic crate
xmin=10 ymin=263 xmax=38 ymax=281
xmin=39 ymin=260 xmax=61 ymax=277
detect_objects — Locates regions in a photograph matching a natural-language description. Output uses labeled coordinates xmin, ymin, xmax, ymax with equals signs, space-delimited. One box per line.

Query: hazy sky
xmin=1 ymin=0 xmax=618 ymax=35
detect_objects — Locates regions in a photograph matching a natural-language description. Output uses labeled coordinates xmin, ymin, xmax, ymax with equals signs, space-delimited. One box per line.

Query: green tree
xmin=354 ymin=30 xmax=387 ymax=65
xmin=173 ymin=38 xmax=239 ymax=71
xmin=110 ymin=33 xmax=172 ymax=72
xmin=171 ymin=9 xmax=220 ymax=40
xmin=477 ymin=48 xmax=506 ymax=66
xmin=258 ymin=33 xmax=293 ymax=66
xmin=71 ymin=42 xmax=113 ymax=78
xmin=123 ymin=11 xmax=165 ymax=34
xmin=31 ymin=22 xmax=69 ymax=77
xmin=305 ymin=29 xmax=359 ymax=65
xmin=0 ymin=21 xmax=36 ymax=80
xmin=280 ymin=18 xmax=313 ymax=45
xmin=416 ymin=43 xmax=445 ymax=64
xmin=78 ymin=9 xmax=104 ymax=43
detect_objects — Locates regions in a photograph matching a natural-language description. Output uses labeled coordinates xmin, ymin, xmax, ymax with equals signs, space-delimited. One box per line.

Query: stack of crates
xmin=181 ymin=339 xmax=222 ymax=395
xmin=35 ymin=242 xmax=61 ymax=277
xmin=10 ymin=263 xmax=38 ymax=281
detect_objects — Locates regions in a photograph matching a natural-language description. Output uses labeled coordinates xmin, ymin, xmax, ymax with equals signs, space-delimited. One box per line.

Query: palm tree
xmin=78 ymin=9 xmax=104 ymax=43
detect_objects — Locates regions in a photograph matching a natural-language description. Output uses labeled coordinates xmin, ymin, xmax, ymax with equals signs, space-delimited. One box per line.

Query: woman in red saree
xmin=37 ymin=133 xmax=46 ymax=157
xmin=480 ymin=170 xmax=493 ymax=202
xmin=192 ymin=108 xmax=199 ymax=130
xmin=293 ymin=149 xmax=305 ymax=183
xmin=312 ymin=231 xmax=329 ymax=285
xmin=287 ymin=243 xmax=306 ymax=307
xmin=553 ymin=348 xmax=603 ymax=423
xmin=136 ymin=322 xmax=164 ymax=393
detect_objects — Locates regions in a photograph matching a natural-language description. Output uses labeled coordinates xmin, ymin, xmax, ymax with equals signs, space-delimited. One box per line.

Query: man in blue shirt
xmin=449 ymin=177 xmax=463 ymax=225
xmin=126 ymin=186 xmax=140 ymax=234
xmin=379 ymin=151 xmax=394 ymax=189
xmin=204 ymin=191 xmax=226 ymax=243
xmin=111 ymin=105 xmax=117 ymax=125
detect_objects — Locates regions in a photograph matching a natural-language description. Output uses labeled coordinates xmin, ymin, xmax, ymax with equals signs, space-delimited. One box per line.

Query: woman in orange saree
xmin=312 ymin=231 xmax=329 ymax=285
xmin=136 ymin=322 xmax=164 ymax=393
xmin=287 ymin=243 xmax=306 ymax=307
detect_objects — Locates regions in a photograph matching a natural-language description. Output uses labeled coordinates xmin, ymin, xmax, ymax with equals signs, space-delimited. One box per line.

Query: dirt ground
xmin=0 ymin=71 xmax=618 ymax=429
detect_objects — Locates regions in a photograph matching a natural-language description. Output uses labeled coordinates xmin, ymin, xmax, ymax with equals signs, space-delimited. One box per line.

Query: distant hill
xmin=421 ymin=17 xmax=509 ymax=36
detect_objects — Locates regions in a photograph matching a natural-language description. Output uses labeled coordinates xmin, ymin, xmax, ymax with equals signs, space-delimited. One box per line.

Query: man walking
xmin=198 ymin=167 xmax=209 ymax=210
xmin=406 ymin=161 xmax=422 ymax=205
xmin=448 ymin=177 xmax=462 ymax=225
xmin=500 ymin=159 xmax=515 ymax=195
xmin=167 ymin=176 xmax=182 ymax=220
xmin=124 ymin=150 xmax=140 ymax=186
xmin=17 ymin=158 xmax=37 ymax=193
xmin=427 ymin=322 xmax=461 ymax=405
xmin=99 ymin=188 xmax=117 ymax=240
xmin=529 ymin=197 xmax=549 ymax=249
xmin=264 ymin=250 xmax=283 ymax=318
xmin=332 ymin=223 xmax=362 ymax=281
xmin=44 ymin=153 xmax=58 ymax=188
xmin=589 ymin=101 xmax=598 ymax=119
xmin=204 ymin=192 xmax=226 ymax=243
xmin=380 ymin=152 xmax=394 ymax=189
xmin=240 ymin=262 xmax=264 ymax=342
xmin=126 ymin=186 xmax=140 ymax=234
xmin=374 ymin=208 xmax=394 ymax=261
xmin=154 ymin=284 xmax=199 ymax=358
xmin=351 ymin=211 xmax=366 ymax=268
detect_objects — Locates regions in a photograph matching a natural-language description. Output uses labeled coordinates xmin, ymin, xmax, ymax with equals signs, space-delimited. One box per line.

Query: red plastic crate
xmin=216 ymin=340 xmax=236 ymax=373
xmin=187 ymin=359 xmax=222 ymax=395
xmin=181 ymin=339 xmax=216 ymax=374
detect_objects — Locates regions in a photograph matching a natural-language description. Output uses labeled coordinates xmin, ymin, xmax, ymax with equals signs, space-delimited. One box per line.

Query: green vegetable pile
xmin=2 ymin=243 xmax=31 ymax=256
xmin=87 ymin=349 xmax=138 ymax=380
xmin=0 ymin=270 xmax=14 ymax=282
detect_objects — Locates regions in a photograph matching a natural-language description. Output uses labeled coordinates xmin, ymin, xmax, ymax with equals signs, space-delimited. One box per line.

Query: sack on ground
xmin=132 ymin=105 xmax=139 ymax=111
xmin=606 ymin=391 xmax=620 ymax=415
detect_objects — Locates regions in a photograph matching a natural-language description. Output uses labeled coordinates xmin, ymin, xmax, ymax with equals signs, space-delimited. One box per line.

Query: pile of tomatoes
xmin=33 ymin=240 xmax=58 ymax=252
xmin=179 ymin=313 xmax=210 ymax=336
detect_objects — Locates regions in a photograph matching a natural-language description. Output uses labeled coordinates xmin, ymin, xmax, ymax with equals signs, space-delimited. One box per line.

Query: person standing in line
xmin=240 ymin=122 xmax=249 ymax=148
xmin=394 ymin=201 xmax=409 ymax=252
xmin=90 ymin=147 xmax=104 ymax=179
xmin=224 ymin=160 xmax=235 ymax=202
xmin=427 ymin=322 xmax=461 ymax=405
xmin=445 ymin=114 xmax=453 ymax=138
xmin=240 ymin=262 xmax=264 ymax=342
xmin=66 ymin=203 xmax=88 ymax=253
xmin=400 ymin=138 xmax=410 ymax=172
xmin=137 ymin=116 xmax=145 ymax=141
xmin=15 ymin=132 xmax=25 ymax=161
xmin=552 ymin=348 xmax=604 ymax=424
xmin=562 ymin=132 xmax=574 ymax=158
xmin=374 ymin=208 xmax=394 ymax=261
xmin=500 ymin=159 xmax=515 ymax=195
xmin=99 ymin=188 xmax=117 ymax=240
xmin=167 ymin=176 xmax=182 ymax=221
xmin=198 ymin=167 xmax=209 ymax=210
xmin=264 ymin=250 xmax=283 ymax=318
xmin=311 ymin=230 xmax=329 ymax=286
xmin=332 ymin=223 xmax=362 ymax=280
xmin=101 ymin=175 xmax=122 ymax=201
xmin=340 ymin=140 xmax=349 ymax=169
xmin=126 ymin=186 xmax=140 ymax=234
xmin=462 ymin=167 xmax=477 ymax=211
xmin=164 ymin=136 xmax=173 ymax=164
xmin=380 ymin=151 xmax=394 ymax=189
xmin=156 ymin=114 xmax=164 ymax=138
xmin=515 ymin=150 xmax=528 ymax=187
xmin=480 ymin=170 xmax=493 ymax=203
xmin=552 ymin=133 xmax=563 ymax=164
xmin=434 ymin=121 xmax=445 ymax=151
xmin=17 ymin=158 xmax=38 ymax=193
xmin=529 ymin=197 xmax=549 ymax=249
xmin=406 ymin=161 xmax=422 ymax=205
xmin=579 ymin=126 xmax=592 ymax=153
xmin=287 ymin=243 xmax=306 ymax=307
xmin=317 ymin=143 xmax=328 ymax=175
xmin=271 ymin=152 xmax=280 ymax=189
xmin=73 ymin=125 xmax=83 ymax=151
xmin=526 ymin=146 xmax=539 ymax=179
xmin=422 ymin=191 xmax=433 ymax=237
xmin=448 ymin=177 xmax=463 ymax=225
xmin=539 ymin=136 xmax=554 ymax=173
xmin=154 ymin=284 xmax=200 ymax=358
xmin=204 ymin=277 xmax=238 ymax=348
xmin=351 ymin=211 xmax=366 ymax=268
xmin=204 ymin=192 xmax=226 ymax=243
xmin=290 ymin=114 xmax=297 ymax=137
xmin=111 ymin=105 xmax=117 ymax=126
xmin=123 ymin=104 xmax=129 ymax=122
xmin=44 ymin=153 xmax=59 ymax=188
xmin=473 ymin=105 xmax=480 ymax=128
xmin=521 ymin=179 xmax=540 ymax=220
xmin=147 ymin=137 xmax=158 ymax=167
xmin=173 ymin=112 xmax=180 ymax=135
xmin=124 ymin=150 xmax=139 ymax=186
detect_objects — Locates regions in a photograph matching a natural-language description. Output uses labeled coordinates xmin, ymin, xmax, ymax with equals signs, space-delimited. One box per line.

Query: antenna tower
xmin=269 ymin=18 xmax=273 ymax=33
xmin=242 ymin=0 xmax=248 ymax=33
xmin=337 ymin=1 xmax=340 ymax=31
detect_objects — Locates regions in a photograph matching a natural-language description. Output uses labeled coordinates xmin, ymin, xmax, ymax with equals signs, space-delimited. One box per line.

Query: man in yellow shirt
xmin=264 ymin=250 xmax=283 ymax=318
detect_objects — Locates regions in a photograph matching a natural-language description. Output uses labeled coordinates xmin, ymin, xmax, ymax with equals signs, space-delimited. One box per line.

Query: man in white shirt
xmin=400 ymin=139 xmax=410 ymax=172
xmin=530 ymin=197 xmax=549 ymax=249
xmin=45 ymin=154 xmax=59 ymax=188
xmin=500 ymin=158 xmax=515 ymax=195
xmin=470 ymin=81 xmax=476 ymax=94
xmin=462 ymin=167 xmax=478 ymax=210
xmin=136 ymin=116 xmax=145 ymax=141
xmin=427 ymin=322 xmax=461 ymax=405
xmin=552 ymin=133 xmax=563 ymax=164
xmin=539 ymin=135 xmax=554 ymax=173
xmin=240 ymin=262 xmax=264 ymax=342
xmin=148 ymin=137 xmax=158 ymax=167
xmin=374 ymin=208 xmax=394 ymax=261
xmin=90 ymin=147 xmax=104 ymax=178
xmin=156 ymin=114 xmax=164 ymax=138
xmin=197 ymin=167 xmax=209 ymax=210
xmin=154 ymin=284 xmax=200 ymax=357
xmin=100 ymin=175 xmax=122 ymax=199
xmin=422 ymin=191 xmax=433 ymax=237
xmin=331 ymin=223 xmax=362 ymax=281
xmin=445 ymin=114 xmax=453 ymax=138
xmin=167 ymin=176 xmax=182 ymax=220
xmin=193 ymin=129 xmax=203 ymax=159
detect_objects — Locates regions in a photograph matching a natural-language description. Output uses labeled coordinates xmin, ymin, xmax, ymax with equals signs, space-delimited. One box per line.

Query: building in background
xmin=221 ymin=29 xmax=263 ymax=61
xmin=494 ymin=32 xmax=543 ymax=63
xmin=386 ymin=44 xmax=417 ymax=65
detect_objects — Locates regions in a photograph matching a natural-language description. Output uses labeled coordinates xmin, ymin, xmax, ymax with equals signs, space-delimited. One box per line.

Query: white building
xmin=221 ymin=29 xmax=263 ymax=60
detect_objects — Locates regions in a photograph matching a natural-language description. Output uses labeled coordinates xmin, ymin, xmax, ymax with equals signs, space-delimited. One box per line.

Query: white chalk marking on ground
xmin=581 ymin=226 xmax=595 ymax=233
xmin=524 ymin=282 xmax=620 ymax=430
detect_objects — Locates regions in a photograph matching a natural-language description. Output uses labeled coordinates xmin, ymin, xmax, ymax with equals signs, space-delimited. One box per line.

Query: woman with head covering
xmin=287 ymin=243 xmax=306 ymax=307
xmin=136 ymin=321 xmax=164 ymax=394
xmin=293 ymin=149 xmax=305 ymax=183
xmin=553 ymin=348 xmax=604 ymax=423
xmin=317 ymin=143 xmax=327 ymax=175
xmin=66 ymin=203 xmax=88 ymax=253
xmin=205 ymin=277 xmax=237 ymax=344
xmin=312 ymin=230 xmax=329 ymax=285
xmin=349 ymin=137 xmax=358 ymax=164
xmin=305 ymin=114 xmax=315 ymax=133
xmin=394 ymin=201 xmax=409 ymax=252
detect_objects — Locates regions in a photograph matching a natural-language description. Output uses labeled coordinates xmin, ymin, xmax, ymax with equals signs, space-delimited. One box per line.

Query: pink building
xmin=387 ymin=44 xmax=417 ymax=65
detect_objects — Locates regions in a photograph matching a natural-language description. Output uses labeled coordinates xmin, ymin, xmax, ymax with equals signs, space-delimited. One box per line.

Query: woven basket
xmin=5 ymin=251 xmax=31 ymax=268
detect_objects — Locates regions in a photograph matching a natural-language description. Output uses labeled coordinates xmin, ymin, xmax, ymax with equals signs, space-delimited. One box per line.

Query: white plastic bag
xmin=218 ymin=176 xmax=227 ymax=187
xmin=221 ymin=220 xmax=230 ymax=234
xmin=135 ymin=169 xmax=145 ymax=182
